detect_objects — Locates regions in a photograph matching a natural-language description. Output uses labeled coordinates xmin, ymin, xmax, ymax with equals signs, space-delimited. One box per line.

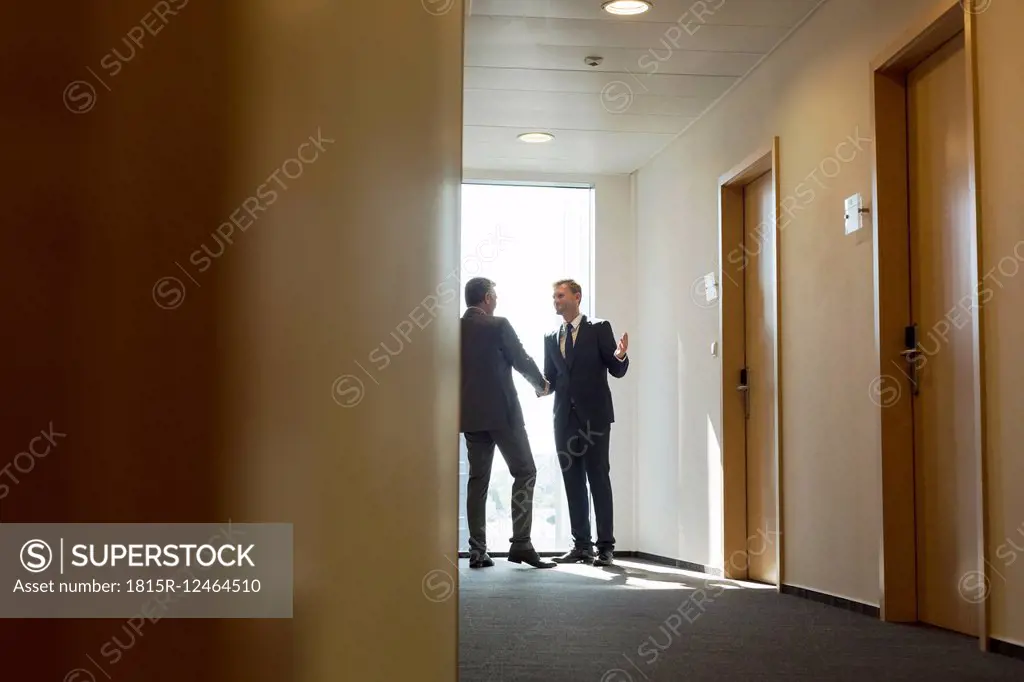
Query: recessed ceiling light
xmin=601 ymin=0 xmax=652 ymax=16
xmin=518 ymin=132 xmax=554 ymax=143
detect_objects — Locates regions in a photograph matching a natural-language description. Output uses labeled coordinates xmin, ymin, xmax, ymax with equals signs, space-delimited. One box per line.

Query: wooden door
xmin=743 ymin=170 xmax=778 ymax=585
xmin=907 ymin=31 xmax=978 ymax=636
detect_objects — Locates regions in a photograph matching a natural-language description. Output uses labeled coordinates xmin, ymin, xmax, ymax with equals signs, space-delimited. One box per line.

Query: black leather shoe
xmin=593 ymin=550 xmax=614 ymax=566
xmin=469 ymin=552 xmax=494 ymax=568
xmin=552 ymin=548 xmax=596 ymax=564
xmin=507 ymin=548 xmax=555 ymax=568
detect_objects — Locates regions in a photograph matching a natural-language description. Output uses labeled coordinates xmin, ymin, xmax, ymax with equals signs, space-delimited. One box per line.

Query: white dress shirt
xmin=560 ymin=313 xmax=627 ymax=361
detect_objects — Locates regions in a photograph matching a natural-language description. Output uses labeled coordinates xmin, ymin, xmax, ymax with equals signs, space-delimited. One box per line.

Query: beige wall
xmin=975 ymin=0 xmax=1024 ymax=647
xmin=634 ymin=0 xmax=1024 ymax=645
xmin=3 ymin=0 xmax=462 ymax=678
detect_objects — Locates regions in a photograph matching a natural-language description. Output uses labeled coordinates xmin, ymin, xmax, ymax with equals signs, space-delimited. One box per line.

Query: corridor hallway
xmin=458 ymin=560 xmax=1024 ymax=681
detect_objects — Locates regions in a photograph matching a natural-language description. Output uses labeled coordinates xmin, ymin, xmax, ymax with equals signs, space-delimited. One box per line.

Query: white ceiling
xmin=462 ymin=0 xmax=823 ymax=175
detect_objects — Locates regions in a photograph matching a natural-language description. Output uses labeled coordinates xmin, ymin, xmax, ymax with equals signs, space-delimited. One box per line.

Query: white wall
xmin=633 ymin=0 xmax=935 ymax=602
xmin=633 ymin=0 xmax=1024 ymax=650
xmin=463 ymin=169 xmax=638 ymax=550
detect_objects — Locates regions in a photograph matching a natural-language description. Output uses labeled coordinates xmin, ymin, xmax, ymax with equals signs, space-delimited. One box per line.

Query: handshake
xmin=535 ymin=378 xmax=552 ymax=398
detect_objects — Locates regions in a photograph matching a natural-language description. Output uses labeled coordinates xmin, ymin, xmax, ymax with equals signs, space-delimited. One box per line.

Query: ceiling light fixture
xmin=517 ymin=132 xmax=554 ymax=143
xmin=601 ymin=0 xmax=652 ymax=16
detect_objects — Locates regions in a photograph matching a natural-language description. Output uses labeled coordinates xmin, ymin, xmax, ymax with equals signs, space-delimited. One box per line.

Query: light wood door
xmin=743 ymin=170 xmax=778 ymax=585
xmin=907 ymin=31 xmax=978 ymax=637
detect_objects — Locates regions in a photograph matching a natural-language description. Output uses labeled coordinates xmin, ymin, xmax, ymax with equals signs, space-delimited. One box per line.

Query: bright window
xmin=458 ymin=181 xmax=596 ymax=553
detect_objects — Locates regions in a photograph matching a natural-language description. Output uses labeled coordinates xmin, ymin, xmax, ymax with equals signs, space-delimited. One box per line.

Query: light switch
xmin=845 ymin=194 xmax=865 ymax=234
xmin=703 ymin=272 xmax=718 ymax=303
xmin=711 ymin=341 xmax=718 ymax=357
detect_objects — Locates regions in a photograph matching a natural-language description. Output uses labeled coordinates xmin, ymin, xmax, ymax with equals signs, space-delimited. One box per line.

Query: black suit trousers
xmin=557 ymin=406 xmax=614 ymax=552
xmin=464 ymin=425 xmax=538 ymax=553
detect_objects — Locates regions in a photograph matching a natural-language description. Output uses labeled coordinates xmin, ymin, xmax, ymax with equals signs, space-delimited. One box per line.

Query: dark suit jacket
xmin=542 ymin=315 xmax=628 ymax=432
xmin=460 ymin=307 xmax=547 ymax=433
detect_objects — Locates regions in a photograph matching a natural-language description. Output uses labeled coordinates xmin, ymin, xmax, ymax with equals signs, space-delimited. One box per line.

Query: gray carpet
xmin=458 ymin=558 xmax=1023 ymax=681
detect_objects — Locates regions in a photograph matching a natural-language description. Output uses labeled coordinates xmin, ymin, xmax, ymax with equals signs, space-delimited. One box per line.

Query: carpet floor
xmin=458 ymin=557 xmax=1022 ymax=681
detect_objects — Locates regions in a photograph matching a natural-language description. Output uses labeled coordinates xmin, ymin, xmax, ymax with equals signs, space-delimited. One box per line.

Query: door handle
xmin=902 ymin=324 xmax=921 ymax=396
xmin=900 ymin=348 xmax=922 ymax=396
xmin=737 ymin=368 xmax=750 ymax=419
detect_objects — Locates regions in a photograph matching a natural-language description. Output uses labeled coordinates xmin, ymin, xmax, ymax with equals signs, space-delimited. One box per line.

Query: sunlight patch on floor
xmin=613 ymin=560 xmax=706 ymax=577
xmin=620 ymin=576 xmax=696 ymax=590
xmin=554 ymin=564 xmax=616 ymax=580
xmin=551 ymin=560 xmax=782 ymax=591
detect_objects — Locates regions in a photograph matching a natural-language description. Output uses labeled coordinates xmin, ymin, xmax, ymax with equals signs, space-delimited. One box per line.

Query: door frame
xmin=718 ymin=137 xmax=783 ymax=589
xmin=870 ymin=0 xmax=988 ymax=649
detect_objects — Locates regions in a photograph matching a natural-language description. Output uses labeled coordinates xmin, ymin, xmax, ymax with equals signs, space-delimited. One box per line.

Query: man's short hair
xmin=553 ymin=278 xmax=582 ymax=298
xmin=465 ymin=277 xmax=495 ymax=306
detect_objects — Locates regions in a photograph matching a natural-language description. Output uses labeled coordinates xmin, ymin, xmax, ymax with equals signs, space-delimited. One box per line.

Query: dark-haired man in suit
xmin=538 ymin=278 xmax=628 ymax=567
xmin=460 ymin=277 xmax=555 ymax=569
